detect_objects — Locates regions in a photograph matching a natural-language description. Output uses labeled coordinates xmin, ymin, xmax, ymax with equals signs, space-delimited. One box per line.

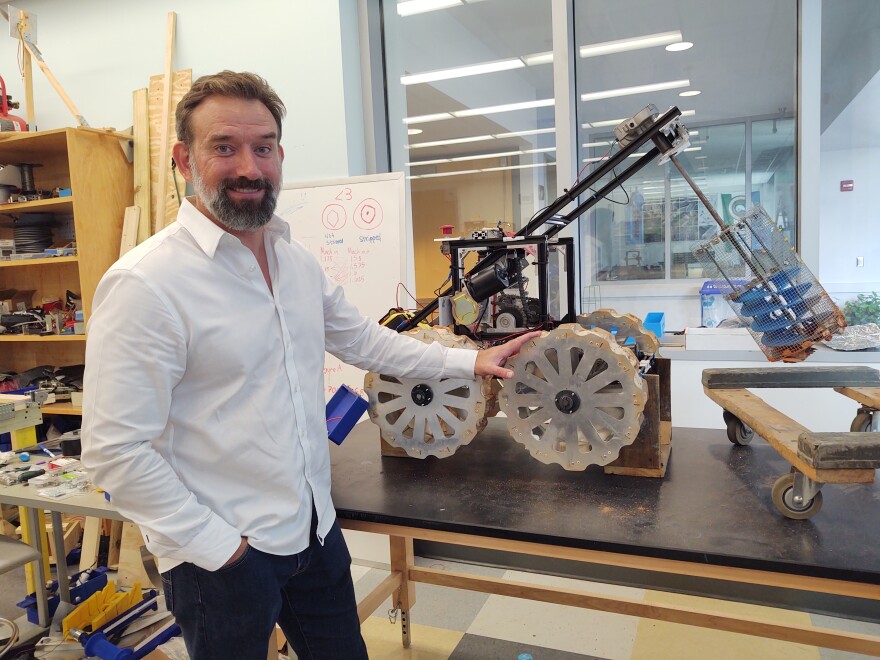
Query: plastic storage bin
xmin=326 ymin=385 xmax=369 ymax=445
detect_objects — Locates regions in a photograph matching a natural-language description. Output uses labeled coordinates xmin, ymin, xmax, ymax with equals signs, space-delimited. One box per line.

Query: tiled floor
xmin=351 ymin=558 xmax=880 ymax=660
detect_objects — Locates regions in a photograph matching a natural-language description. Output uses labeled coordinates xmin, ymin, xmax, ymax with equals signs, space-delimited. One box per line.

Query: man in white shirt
xmin=81 ymin=71 xmax=537 ymax=660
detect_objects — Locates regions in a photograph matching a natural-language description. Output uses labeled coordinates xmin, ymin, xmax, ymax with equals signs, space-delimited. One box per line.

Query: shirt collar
xmin=178 ymin=197 xmax=291 ymax=258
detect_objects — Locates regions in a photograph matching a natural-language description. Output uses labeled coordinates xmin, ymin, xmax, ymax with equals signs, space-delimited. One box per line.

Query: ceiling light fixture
xmin=397 ymin=0 xmax=462 ymax=17
xmin=452 ymin=98 xmax=554 ymax=117
xmin=406 ymin=158 xmax=452 ymax=166
xmin=481 ymin=162 xmax=553 ymax=173
xmin=579 ymin=31 xmax=682 ymax=58
xmin=582 ymin=140 xmax=612 ymax=148
xmin=679 ymin=90 xmax=701 ymax=97
xmin=581 ymin=79 xmax=690 ymax=102
xmin=522 ymin=52 xmax=553 ymax=66
xmin=665 ymin=41 xmax=693 ymax=52
xmin=408 ymin=134 xmax=495 ymax=149
xmin=403 ymin=112 xmax=454 ymax=125
xmin=494 ymin=128 xmax=556 ymax=138
xmin=449 ymin=150 xmax=524 ymax=162
xmin=401 ymin=58 xmax=524 ymax=85
xmin=407 ymin=128 xmax=423 ymax=136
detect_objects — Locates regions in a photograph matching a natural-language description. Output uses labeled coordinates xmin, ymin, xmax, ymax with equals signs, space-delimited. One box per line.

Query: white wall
xmin=0 ymin=0 xmax=361 ymax=183
xmin=819 ymin=146 xmax=880 ymax=301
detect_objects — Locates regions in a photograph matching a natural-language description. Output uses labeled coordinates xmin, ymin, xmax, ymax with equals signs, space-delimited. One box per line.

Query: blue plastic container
xmin=17 ymin=567 xmax=108 ymax=624
xmin=643 ymin=312 xmax=665 ymax=340
xmin=326 ymin=385 xmax=369 ymax=445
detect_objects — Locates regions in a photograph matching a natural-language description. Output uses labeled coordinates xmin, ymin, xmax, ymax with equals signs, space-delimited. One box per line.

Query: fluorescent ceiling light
xmin=408 ymin=161 xmax=554 ymax=180
xmin=522 ymin=51 xmax=553 ymax=66
xmin=581 ymin=109 xmax=694 ymax=129
xmin=406 ymin=158 xmax=452 ymax=166
xmin=410 ymin=169 xmax=481 ymax=179
xmin=452 ymin=98 xmax=554 ymax=117
xmin=666 ymin=41 xmax=693 ymax=52
xmin=407 ymin=128 xmax=423 ymax=136
xmin=694 ymin=155 xmax=708 ymax=160
xmin=447 ymin=147 xmax=555 ymax=163
xmin=579 ymin=31 xmax=682 ymax=58
xmin=482 ymin=162 xmax=553 ymax=173
xmin=494 ymin=128 xmax=555 ymax=138
xmin=679 ymin=90 xmax=701 ymax=97
xmin=683 ymin=146 xmax=702 ymax=152
xmin=581 ymin=79 xmax=690 ymax=102
xmin=582 ymin=140 xmax=612 ymax=148
xmin=401 ymin=58 xmax=524 ymax=85
xmin=408 ymin=134 xmax=495 ymax=149
xmin=449 ymin=150 xmax=524 ymax=162
xmin=397 ymin=0 xmax=462 ymax=17
xmin=404 ymin=112 xmax=453 ymax=125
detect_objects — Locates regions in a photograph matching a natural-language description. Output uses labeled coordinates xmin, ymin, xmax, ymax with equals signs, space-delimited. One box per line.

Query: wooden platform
xmin=703 ymin=386 xmax=876 ymax=484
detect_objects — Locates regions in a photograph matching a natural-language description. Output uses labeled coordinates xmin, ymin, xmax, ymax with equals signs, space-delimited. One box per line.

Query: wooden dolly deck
xmin=703 ymin=366 xmax=880 ymax=519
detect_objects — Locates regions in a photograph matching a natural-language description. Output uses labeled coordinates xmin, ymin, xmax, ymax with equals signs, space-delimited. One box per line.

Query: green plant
xmin=842 ymin=292 xmax=880 ymax=326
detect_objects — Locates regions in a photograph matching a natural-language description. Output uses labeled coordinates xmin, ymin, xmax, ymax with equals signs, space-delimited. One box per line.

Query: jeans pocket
xmin=216 ymin=543 xmax=253 ymax=574
xmin=160 ymin=571 xmax=173 ymax=612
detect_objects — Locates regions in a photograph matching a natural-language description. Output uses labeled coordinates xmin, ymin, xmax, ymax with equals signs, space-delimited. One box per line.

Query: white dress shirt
xmin=81 ymin=199 xmax=477 ymax=573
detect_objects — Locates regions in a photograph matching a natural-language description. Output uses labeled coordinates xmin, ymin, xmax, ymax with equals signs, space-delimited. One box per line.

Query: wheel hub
xmin=554 ymin=390 xmax=580 ymax=414
xmin=411 ymin=383 xmax=434 ymax=406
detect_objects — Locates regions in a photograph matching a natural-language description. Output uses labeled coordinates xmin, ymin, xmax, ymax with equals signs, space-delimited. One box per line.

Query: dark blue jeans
xmin=160 ymin=520 xmax=368 ymax=660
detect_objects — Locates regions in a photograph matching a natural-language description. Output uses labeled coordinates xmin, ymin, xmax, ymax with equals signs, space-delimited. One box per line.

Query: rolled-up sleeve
xmin=81 ymin=270 xmax=241 ymax=571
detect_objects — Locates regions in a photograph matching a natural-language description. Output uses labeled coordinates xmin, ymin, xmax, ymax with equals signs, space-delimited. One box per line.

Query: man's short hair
xmin=175 ymin=71 xmax=286 ymax=146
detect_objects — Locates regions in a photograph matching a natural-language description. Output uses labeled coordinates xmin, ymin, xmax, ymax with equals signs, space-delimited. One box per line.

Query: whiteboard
xmin=275 ymin=173 xmax=405 ymax=403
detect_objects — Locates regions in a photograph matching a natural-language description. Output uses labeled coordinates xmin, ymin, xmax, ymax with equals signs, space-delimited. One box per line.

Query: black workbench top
xmin=329 ymin=419 xmax=880 ymax=585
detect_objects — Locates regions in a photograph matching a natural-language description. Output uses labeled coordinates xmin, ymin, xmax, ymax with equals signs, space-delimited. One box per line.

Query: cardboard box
xmin=685 ymin=326 xmax=760 ymax=351
xmin=0 ymin=288 xmax=36 ymax=314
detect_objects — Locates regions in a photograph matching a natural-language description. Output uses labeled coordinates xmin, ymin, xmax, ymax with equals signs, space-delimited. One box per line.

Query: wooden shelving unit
xmin=0 ymin=128 xmax=133 ymax=373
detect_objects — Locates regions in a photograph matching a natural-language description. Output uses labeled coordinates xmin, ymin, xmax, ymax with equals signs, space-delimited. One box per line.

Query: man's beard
xmin=191 ymin=164 xmax=279 ymax=231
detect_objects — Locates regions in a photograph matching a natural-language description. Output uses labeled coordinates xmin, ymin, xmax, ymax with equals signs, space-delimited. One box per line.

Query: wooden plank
xmin=605 ymin=358 xmax=672 ymax=477
xmin=408 ymin=566 xmax=880 ymax=655
xmin=835 ymin=386 xmax=880 ymax=409
xmin=107 ymin=519 xmax=124 ymax=570
xmin=357 ymin=571 xmax=402 ymax=624
xmin=119 ymin=206 xmax=140 ymax=257
xmin=703 ymin=366 xmax=880 ymax=389
xmin=21 ymin=15 xmax=34 ymax=127
xmin=798 ymin=432 xmax=880 ymax=469
xmin=390 ymin=536 xmax=415 ymax=648
xmin=154 ymin=12 xmax=177 ymax=233
xmin=67 ymin=129 xmax=134 ymax=320
xmin=703 ymin=387 xmax=875 ymax=484
xmin=116 ymin=521 xmax=155 ymax=588
xmin=17 ymin=9 xmax=86 ymax=127
xmin=132 ymin=88 xmax=152 ymax=243
xmin=380 ymin=435 xmax=410 ymax=458
xmin=148 ymin=70 xmax=191 ymax=232
xmin=78 ymin=516 xmax=102 ymax=572
xmin=339 ymin=519 xmax=880 ymax=601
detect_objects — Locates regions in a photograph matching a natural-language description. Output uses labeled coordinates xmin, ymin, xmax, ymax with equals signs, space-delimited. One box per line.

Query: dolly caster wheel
xmin=771 ymin=472 xmax=823 ymax=520
xmin=850 ymin=411 xmax=874 ymax=433
xmin=723 ymin=410 xmax=754 ymax=446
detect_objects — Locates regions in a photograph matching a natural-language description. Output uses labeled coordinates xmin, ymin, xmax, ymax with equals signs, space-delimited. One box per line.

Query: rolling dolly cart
xmin=702 ymin=366 xmax=880 ymax=519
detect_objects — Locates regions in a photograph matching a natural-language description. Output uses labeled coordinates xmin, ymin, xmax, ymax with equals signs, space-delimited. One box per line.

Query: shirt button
xmin=249 ymin=265 xmax=256 ymax=272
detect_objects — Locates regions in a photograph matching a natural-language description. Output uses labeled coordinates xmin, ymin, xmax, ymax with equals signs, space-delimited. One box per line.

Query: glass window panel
xmin=574 ymin=0 xmax=796 ymax=283
xmin=383 ymin=0 xmax=554 ymax=298
xmin=819 ymin=0 xmax=880 ymax=322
